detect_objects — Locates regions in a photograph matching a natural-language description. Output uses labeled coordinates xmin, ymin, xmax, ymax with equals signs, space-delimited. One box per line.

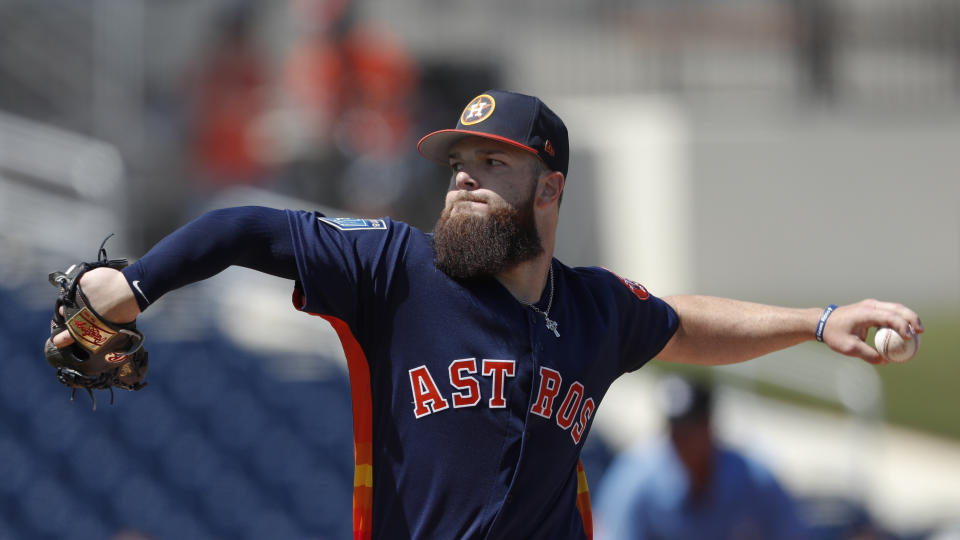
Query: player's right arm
xmin=657 ymin=295 xmax=922 ymax=365
xmin=52 ymin=206 xmax=298 ymax=349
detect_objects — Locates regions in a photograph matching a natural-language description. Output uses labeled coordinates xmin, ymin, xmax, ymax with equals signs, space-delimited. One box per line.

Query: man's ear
xmin=535 ymin=171 xmax=565 ymax=208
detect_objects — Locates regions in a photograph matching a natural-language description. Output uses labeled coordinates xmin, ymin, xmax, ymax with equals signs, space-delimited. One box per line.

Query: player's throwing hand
xmin=819 ymin=299 xmax=923 ymax=364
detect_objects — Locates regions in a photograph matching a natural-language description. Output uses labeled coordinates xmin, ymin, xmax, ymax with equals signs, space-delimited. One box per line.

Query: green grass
xmin=873 ymin=313 xmax=960 ymax=441
xmin=653 ymin=311 xmax=960 ymax=442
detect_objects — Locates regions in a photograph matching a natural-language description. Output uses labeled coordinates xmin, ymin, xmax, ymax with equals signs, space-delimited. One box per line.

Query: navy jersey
xmin=286 ymin=211 xmax=679 ymax=540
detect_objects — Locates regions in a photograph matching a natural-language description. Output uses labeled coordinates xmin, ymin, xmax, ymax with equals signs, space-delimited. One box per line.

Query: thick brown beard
xmin=432 ymin=192 xmax=543 ymax=280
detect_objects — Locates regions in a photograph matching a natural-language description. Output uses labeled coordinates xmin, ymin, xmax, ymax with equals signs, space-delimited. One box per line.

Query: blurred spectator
xmin=792 ymin=0 xmax=837 ymax=102
xmin=594 ymin=376 xmax=810 ymax=540
xmin=276 ymin=0 xmax=420 ymax=214
xmin=280 ymin=0 xmax=354 ymax=157
xmin=187 ymin=3 xmax=270 ymax=191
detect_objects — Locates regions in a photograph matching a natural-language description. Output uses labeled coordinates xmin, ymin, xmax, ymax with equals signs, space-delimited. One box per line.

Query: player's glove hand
xmin=43 ymin=236 xmax=148 ymax=408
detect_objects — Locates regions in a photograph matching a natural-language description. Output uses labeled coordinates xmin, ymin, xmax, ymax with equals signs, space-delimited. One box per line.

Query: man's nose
xmin=454 ymin=170 xmax=479 ymax=190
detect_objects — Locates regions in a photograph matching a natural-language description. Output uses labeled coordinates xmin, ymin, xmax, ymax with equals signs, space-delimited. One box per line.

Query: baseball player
xmin=48 ymin=90 xmax=922 ymax=539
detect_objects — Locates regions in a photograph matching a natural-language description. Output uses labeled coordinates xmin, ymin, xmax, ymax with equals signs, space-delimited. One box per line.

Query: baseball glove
xmin=44 ymin=235 xmax=148 ymax=409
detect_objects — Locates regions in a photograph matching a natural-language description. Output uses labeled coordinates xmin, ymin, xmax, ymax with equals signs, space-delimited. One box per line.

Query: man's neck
xmin=495 ymin=253 xmax=554 ymax=305
xmin=496 ymin=213 xmax=558 ymax=305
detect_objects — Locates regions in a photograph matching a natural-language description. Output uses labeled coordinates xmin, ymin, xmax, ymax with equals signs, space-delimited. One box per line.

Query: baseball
xmin=874 ymin=327 xmax=919 ymax=363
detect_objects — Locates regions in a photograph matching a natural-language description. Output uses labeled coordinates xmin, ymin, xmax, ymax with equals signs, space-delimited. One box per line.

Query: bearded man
xmin=49 ymin=90 xmax=922 ymax=540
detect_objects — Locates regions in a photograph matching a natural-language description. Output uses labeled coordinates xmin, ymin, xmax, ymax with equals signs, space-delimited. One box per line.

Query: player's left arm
xmin=656 ymin=295 xmax=923 ymax=365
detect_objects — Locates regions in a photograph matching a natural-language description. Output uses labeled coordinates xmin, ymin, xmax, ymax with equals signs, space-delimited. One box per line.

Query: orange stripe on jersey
xmin=576 ymin=459 xmax=594 ymax=539
xmin=318 ymin=315 xmax=374 ymax=540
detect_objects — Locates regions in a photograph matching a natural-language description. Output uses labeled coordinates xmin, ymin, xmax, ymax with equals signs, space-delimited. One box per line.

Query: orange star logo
xmin=460 ymin=94 xmax=496 ymax=125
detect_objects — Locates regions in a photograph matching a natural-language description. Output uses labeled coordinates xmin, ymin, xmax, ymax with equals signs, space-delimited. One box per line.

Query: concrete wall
xmin=690 ymin=105 xmax=960 ymax=310
xmin=556 ymin=97 xmax=960 ymax=314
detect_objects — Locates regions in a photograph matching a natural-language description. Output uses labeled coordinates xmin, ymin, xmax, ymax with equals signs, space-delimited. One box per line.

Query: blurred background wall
xmin=1 ymin=0 xmax=958 ymax=538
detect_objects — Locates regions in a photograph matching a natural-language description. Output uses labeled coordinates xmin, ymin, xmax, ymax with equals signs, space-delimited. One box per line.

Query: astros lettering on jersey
xmin=288 ymin=214 xmax=678 ymax=539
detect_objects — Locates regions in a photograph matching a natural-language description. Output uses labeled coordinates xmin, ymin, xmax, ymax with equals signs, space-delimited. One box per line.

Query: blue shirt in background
xmin=594 ymin=436 xmax=810 ymax=540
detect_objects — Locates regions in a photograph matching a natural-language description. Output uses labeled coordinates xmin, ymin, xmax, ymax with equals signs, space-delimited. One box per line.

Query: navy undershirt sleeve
xmin=121 ymin=206 xmax=298 ymax=311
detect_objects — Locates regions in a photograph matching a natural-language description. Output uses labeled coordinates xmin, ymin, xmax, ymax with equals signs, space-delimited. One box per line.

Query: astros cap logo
xmin=460 ymin=94 xmax=496 ymax=126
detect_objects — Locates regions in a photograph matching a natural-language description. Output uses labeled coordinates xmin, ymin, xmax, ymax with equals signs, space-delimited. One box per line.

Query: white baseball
xmin=874 ymin=327 xmax=919 ymax=363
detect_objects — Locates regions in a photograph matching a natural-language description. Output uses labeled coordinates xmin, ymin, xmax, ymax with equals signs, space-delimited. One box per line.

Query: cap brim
xmin=417 ymin=129 xmax=539 ymax=166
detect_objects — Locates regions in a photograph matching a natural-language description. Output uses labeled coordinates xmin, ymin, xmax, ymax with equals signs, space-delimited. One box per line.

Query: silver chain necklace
xmin=522 ymin=265 xmax=559 ymax=337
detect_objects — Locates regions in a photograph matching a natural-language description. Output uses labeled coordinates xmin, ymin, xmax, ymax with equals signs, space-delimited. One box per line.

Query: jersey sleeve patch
xmin=605 ymin=268 xmax=651 ymax=301
xmin=318 ymin=217 xmax=388 ymax=231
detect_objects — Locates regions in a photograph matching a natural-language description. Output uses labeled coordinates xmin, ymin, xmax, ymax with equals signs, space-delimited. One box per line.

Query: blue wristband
xmin=816 ymin=304 xmax=837 ymax=342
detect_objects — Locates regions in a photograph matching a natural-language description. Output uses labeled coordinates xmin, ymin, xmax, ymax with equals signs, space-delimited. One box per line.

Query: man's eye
xmin=488 ymin=159 xmax=504 ymax=167
xmin=450 ymin=163 xmax=464 ymax=172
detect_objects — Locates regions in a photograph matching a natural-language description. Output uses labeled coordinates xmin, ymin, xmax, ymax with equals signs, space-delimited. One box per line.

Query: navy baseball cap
xmin=418 ymin=90 xmax=569 ymax=176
